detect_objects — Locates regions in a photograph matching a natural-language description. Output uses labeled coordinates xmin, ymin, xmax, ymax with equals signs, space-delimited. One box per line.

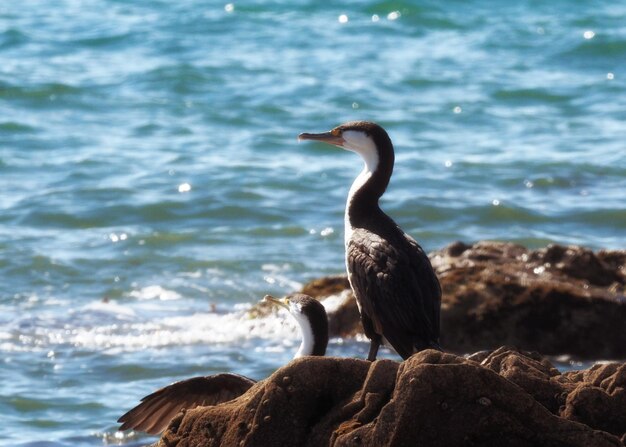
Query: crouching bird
xmin=118 ymin=294 xmax=328 ymax=434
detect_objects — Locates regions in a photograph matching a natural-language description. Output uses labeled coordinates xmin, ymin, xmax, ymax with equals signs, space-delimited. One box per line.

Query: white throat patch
xmin=342 ymin=130 xmax=379 ymax=174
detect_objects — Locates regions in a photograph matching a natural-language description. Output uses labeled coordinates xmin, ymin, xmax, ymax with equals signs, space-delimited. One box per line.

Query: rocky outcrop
xmin=297 ymin=241 xmax=626 ymax=359
xmin=157 ymin=348 xmax=625 ymax=447
xmin=157 ymin=243 xmax=626 ymax=445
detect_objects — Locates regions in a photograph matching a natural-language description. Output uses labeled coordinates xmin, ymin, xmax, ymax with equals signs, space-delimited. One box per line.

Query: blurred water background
xmin=1 ymin=0 xmax=625 ymax=445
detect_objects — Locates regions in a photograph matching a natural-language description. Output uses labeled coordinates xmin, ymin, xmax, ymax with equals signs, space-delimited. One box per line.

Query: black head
xmin=298 ymin=120 xmax=393 ymax=158
xmin=299 ymin=121 xmax=395 ymax=209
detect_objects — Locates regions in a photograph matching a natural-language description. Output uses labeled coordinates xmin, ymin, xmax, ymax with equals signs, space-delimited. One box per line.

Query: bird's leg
xmin=367 ymin=336 xmax=381 ymax=361
xmin=361 ymin=315 xmax=382 ymax=361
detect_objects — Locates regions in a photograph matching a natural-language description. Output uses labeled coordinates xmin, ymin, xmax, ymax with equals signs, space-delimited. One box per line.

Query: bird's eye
xmin=331 ymin=128 xmax=342 ymax=137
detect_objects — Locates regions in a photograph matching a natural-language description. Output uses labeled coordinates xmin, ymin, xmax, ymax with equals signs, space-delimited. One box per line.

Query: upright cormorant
xmin=118 ymin=294 xmax=328 ymax=435
xmin=299 ymin=121 xmax=441 ymax=361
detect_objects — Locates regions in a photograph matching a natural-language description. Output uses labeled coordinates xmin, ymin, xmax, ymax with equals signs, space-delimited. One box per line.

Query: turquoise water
xmin=1 ymin=0 xmax=625 ymax=445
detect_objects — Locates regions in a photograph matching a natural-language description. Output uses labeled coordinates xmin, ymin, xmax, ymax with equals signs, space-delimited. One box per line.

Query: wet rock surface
xmin=157 ymin=348 xmax=625 ymax=447
xmin=301 ymin=241 xmax=626 ymax=359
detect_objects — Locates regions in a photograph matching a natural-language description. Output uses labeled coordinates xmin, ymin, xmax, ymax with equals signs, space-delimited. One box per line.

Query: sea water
xmin=1 ymin=1 xmax=625 ymax=445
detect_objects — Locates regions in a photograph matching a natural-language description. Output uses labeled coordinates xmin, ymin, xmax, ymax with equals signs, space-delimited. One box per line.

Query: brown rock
xmin=561 ymin=363 xmax=626 ymax=438
xmin=301 ymin=241 xmax=626 ymax=359
xmin=475 ymin=346 xmax=570 ymax=414
xmin=300 ymin=275 xmax=350 ymax=298
xmin=156 ymin=349 xmax=625 ymax=447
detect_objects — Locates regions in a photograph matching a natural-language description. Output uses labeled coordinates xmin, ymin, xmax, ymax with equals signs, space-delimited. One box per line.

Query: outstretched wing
xmin=118 ymin=373 xmax=255 ymax=435
xmin=347 ymin=228 xmax=441 ymax=359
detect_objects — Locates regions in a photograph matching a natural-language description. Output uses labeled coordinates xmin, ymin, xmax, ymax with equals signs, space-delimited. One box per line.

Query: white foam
xmin=128 ymin=285 xmax=182 ymax=301
xmin=1 ymin=291 xmax=312 ymax=355
xmin=65 ymin=303 xmax=302 ymax=352
xmin=83 ymin=300 xmax=136 ymax=318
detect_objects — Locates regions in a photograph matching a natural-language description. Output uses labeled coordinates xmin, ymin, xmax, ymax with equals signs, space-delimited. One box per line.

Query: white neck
xmin=344 ymin=168 xmax=370 ymax=246
xmin=342 ymin=131 xmax=380 ymax=246
xmin=293 ymin=312 xmax=315 ymax=358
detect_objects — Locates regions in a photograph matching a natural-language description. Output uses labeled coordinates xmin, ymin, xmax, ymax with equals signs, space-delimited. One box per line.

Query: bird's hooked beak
xmin=298 ymin=130 xmax=345 ymax=147
xmin=264 ymin=294 xmax=290 ymax=310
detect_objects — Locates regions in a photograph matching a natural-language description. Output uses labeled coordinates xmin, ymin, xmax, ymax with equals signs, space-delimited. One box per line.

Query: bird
xmin=298 ymin=121 xmax=442 ymax=361
xmin=117 ymin=293 xmax=328 ymax=435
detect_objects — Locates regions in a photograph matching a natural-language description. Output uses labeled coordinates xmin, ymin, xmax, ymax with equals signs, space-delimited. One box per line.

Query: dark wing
xmin=118 ymin=373 xmax=255 ymax=435
xmin=404 ymin=233 xmax=442 ymax=344
xmin=347 ymin=228 xmax=441 ymax=359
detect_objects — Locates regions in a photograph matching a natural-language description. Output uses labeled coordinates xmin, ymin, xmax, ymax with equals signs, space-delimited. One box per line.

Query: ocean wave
xmin=0 ymin=81 xmax=84 ymax=100
xmin=0 ymin=121 xmax=38 ymax=133
xmin=0 ymin=298 xmax=310 ymax=353
xmin=492 ymin=88 xmax=574 ymax=104
xmin=565 ymin=37 xmax=626 ymax=58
